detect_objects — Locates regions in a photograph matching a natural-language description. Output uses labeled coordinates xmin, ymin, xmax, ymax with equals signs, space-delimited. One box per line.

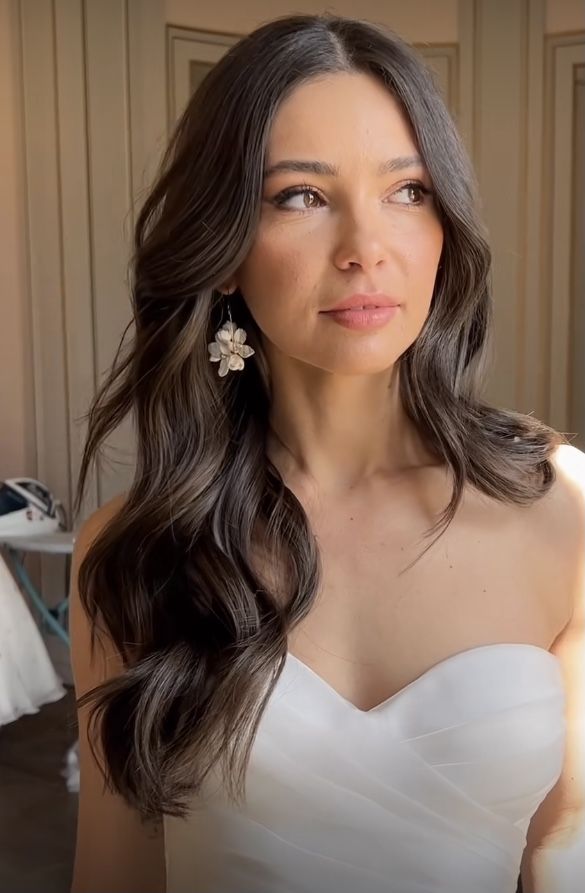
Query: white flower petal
xmin=217 ymin=329 xmax=233 ymax=344
xmin=219 ymin=357 xmax=230 ymax=376
xmin=237 ymin=344 xmax=255 ymax=359
xmin=218 ymin=340 xmax=232 ymax=356
xmin=229 ymin=354 xmax=245 ymax=371
xmin=208 ymin=342 xmax=222 ymax=359
xmin=234 ymin=328 xmax=247 ymax=344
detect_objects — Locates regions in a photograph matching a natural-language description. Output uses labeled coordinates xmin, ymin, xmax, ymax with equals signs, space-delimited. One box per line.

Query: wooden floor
xmin=0 ymin=687 xmax=77 ymax=893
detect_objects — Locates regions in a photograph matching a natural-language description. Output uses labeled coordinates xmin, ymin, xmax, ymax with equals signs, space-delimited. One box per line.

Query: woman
xmin=69 ymin=13 xmax=585 ymax=893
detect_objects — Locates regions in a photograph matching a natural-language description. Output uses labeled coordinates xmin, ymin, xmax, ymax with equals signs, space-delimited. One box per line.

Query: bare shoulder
xmin=548 ymin=442 xmax=585 ymax=510
xmin=73 ymin=491 xmax=129 ymax=555
xmin=70 ymin=491 xmax=129 ymax=688
xmin=521 ymin=443 xmax=585 ymax=890
xmin=546 ymin=442 xmax=585 ymax=769
xmin=524 ymin=444 xmax=585 ymax=631
xmin=532 ymin=443 xmax=585 ymax=541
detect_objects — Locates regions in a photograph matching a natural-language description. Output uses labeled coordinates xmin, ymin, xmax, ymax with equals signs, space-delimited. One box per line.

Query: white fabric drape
xmin=165 ymin=643 xmax=566 ymax=893
xmin=0 ymin=553 xmax=66 ymax=726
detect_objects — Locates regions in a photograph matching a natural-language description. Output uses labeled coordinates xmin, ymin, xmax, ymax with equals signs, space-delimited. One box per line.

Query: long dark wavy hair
xmin=73 ymin=13 xmax=568 ymax=822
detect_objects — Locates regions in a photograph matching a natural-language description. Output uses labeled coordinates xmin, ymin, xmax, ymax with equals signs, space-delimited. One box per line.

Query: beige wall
xmin=166 ymin=0 xmax=585 ymax=39
xmin=546 ymin=0 xmax=585 ymax=32
xmin=165 ymin=0 xmax=458 ymax=42
xmin=0 ymin=0 xmax=34 ymax=478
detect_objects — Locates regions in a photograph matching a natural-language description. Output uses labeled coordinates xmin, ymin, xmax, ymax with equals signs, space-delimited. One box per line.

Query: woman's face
xmin=234 ymin=71 xmax=444 ymax=376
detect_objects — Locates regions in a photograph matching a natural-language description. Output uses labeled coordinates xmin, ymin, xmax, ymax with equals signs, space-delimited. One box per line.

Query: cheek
xmin=237 ymin=234 xmax=311 ymax=318
xmin=238 ymin=215 xmax=443 ymax=321
xmin=405 ymin=222 xmax=443 ymax=286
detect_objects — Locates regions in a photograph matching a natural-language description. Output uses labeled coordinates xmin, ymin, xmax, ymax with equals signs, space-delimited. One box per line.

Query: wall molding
xmin=166 ymin=25 xmax=238 ymax=130
xmin=166 ymin=24 xmax=459 ymax=129
xmin=18 ymin=0 xmax=167 ymax=680
xmin=19 ymin=0 xmax=167 ymax=525
xmin=458 ymin=2 xmax=584 ymax=441
xmin=544 ymin=33 xmax=585 ymax=437
xmin=519 ymin=0 xmax=548 ymax=421
xmin=417 ymin=44 xmax=459 ymax=120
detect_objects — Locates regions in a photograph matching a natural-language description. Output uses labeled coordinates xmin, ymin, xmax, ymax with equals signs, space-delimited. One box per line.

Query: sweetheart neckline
xmin=285 ymin=642 xmax=560 ymax=715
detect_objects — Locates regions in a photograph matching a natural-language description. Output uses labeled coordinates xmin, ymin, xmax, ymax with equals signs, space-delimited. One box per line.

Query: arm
xmin=521 ymin=445 xmax=585 ymax=892
xmin=70 ymin=495 xmax=167 ymax=893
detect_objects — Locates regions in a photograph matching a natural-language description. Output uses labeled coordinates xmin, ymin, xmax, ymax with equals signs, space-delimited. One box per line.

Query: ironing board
xmin=0 ymin=531 xmax=75 ymax=648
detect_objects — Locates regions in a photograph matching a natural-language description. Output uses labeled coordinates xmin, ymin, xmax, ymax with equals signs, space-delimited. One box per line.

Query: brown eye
xmin=303 ymin=189 xmax=318 ymax=208
xmin=393 ymin=182 xmax=432 ymax=206
xmin=272 ymin=186 xmax=325 ymax=211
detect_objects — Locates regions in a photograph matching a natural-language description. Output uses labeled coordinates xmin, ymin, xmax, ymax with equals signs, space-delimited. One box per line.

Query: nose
xmin=332 ymin=210 xmax=390 ymax=273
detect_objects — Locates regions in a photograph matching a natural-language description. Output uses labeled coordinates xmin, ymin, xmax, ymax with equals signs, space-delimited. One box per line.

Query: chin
xmin=306 ymin=354 xmax=398 ymax=377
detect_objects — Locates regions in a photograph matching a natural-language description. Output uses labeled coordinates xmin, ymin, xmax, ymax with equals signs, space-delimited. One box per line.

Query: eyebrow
xmin=263 ymin=154 xmax=424 ymax=179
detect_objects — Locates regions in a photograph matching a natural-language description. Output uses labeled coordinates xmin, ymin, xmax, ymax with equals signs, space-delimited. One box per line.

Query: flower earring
xmin=208 ymin=288 xmax=255 ymax=378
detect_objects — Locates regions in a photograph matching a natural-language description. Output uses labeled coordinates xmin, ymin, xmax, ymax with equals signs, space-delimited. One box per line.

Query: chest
xmin=285 ymin=472 xmax=572 ymax=712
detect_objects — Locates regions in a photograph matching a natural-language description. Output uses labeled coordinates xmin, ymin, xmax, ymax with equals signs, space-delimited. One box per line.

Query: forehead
xmin=266 ymin=71 xmax=417 ymax=162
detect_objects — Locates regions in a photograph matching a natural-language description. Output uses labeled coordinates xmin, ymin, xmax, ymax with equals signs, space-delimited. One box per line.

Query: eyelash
xmin=272 ymin=181 xmax=433 ymax=211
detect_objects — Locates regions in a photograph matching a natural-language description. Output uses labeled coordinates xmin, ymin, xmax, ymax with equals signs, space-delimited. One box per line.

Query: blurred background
xmin=0 ymin=1 xmax=583 ymax=891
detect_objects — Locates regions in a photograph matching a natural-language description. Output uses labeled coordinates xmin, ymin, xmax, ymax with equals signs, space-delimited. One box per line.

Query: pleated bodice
xmin=164 ymin=643 xmax=566 ymax=893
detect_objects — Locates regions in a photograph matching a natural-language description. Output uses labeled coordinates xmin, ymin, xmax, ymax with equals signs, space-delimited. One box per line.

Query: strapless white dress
xmin=164 ymin=643 xmax=566 ymax=893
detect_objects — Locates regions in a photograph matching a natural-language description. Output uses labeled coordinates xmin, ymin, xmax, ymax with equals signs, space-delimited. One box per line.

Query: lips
xmin=322 ymin=293 xmax=401 ymax=312
xmin=321 ymin=305 xmax=400 ymax=330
